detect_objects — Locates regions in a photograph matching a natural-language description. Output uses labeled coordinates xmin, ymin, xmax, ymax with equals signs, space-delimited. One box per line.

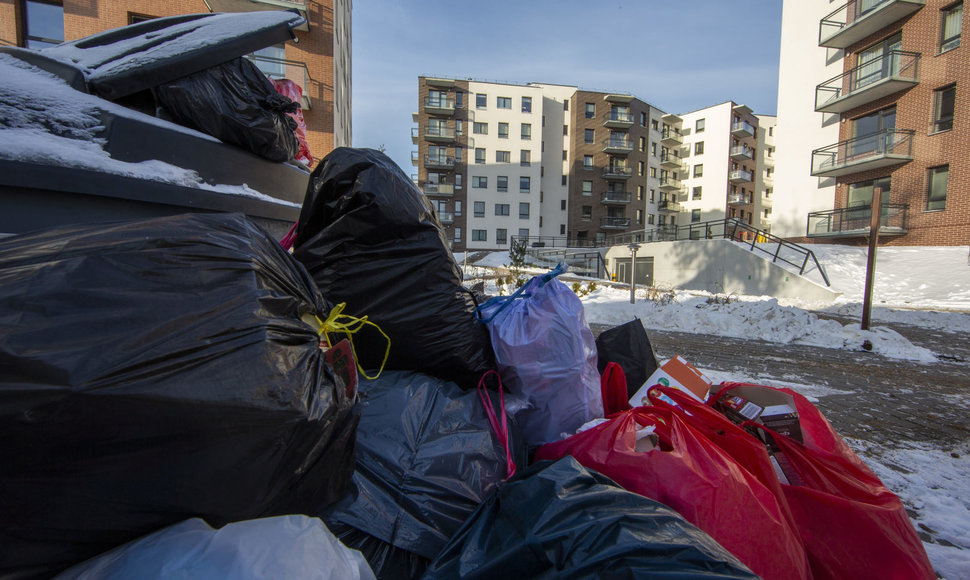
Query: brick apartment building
xmin=775 ymin=0 xmax=968 ymax=245
xmin=0 ymin=0 xmax=352 ymax=164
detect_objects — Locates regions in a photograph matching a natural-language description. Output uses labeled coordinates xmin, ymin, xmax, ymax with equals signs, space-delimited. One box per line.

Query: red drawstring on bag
xmin=477 ymin=370 xmax=516 ymax=480
xmin=279 ymin=222 xmax=298 ymax=251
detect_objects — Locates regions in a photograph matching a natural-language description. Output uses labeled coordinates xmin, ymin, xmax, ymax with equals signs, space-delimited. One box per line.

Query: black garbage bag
xmin=595 ymin=317 xmax=660 ymax=399
xmin=292 ymin=148 xmax=495 ymax=389
xmin=0 ymin=213 xmax=359 ymax=578
xmin=324 ymin=371 xmax=525 ymax=569
xmin=152 ymin=57 xmax=299 ymax=162
xmin=421 ymin=457 xmax=760 ymax=580
xmin=326 ymin=521 xmax=429 ymax=580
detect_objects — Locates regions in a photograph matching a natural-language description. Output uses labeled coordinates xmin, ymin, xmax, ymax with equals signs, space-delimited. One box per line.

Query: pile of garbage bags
xmin=0 ymin=148 xmax=937 ymax=579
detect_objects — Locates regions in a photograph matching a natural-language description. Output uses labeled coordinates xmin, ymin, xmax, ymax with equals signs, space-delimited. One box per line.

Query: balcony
xmin=807 ymin=204 xmax=909 ymax=238
xmin=730 ymin=145 xmax=754 ymax=161
xmin=661 ymin=112 xmax=683 ymax=125
xmin=815 ymin=50 xmax=920 ymax=113
xmin=602 ymin=137 xmax=634 ymax=154
xmin=425 ymin=78 xmax=456 ymax=88
xmin=658 ymin=176 xmax=681 ymax=192
xmin=245 ymin=55 xmax=313 ymax=108
xmin=424 ymin=96 xmax=455 ymax=116
xmin=761 ymin=194 xmax=773 ymax=207
xmin=411 ymin=127 xmax=419 ymax=144
xmin=660 ymin=129 xmax=682 ymax=146
xmin=207 ymin=0 xmax=309 ymax=30
xmin=811 ymin=129 xmax=914 ymax=177
xmin=600 ymin=217 xmax=632 ymax=230
xmin=728 ymin=193 xmax=750 ymax=205
xmin=819 ymin=0 xmax=924 ymax=49
xmin=602 ymin=167 xmax=633 ymax=179
xmin=731 ymin=121 xmax=755 ymax=138
xmin=424 ymin=126 xmax=456 ymax=142
xmin=730 ymin=169 xmax=753 ymax=184
xmin=660 ymin=151 xmax=682 ymax=169
xmin=658 ymin=199 xmax=682 ymax=212
xmin=605 ymin=93 xmax=635 ymax=103
xmin=423 ymin=182 xmax=454 ymax=196
xmin=603 ymin=111 xmax=635 ymax=128
xmin=411 ymin=151 xmax=419 ymax=166
xmin=437 ymin=211 xmax=455 ymax=225
xmin=601 ymin=191 xmax=632 ymax=205
xmin=763 ymin=172 xmax=774 ymax=186
xmin=424 ymin=154 xmax=455 ymax=169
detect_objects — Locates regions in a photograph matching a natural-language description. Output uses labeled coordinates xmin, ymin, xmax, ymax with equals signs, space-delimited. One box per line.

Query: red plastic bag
xmin=600 ymin=361 xmax=632 ymax=416
xmin=714 ymin=382 xmax=936 ymax=580
xmin=535 ymin=406 xmax=811 ymax=580
xmin=270 ymin=78 xmax=313 ymax=166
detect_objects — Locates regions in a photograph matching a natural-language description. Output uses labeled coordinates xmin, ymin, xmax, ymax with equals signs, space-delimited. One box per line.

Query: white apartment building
xmin=531 ymin=83 xmax=577 ymax=240
xmin=755 ymin=115 xmax=776 ymax=233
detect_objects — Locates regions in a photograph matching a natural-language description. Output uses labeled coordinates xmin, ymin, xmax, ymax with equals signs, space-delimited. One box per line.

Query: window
xmin=128 ymin=12 xmax=156 ymax=24
xmin=639 ymin=136 xmax=646 ymax=152
xmin=692 ymin=209 xmax=701 ymax=223
xmin=475 ymin=148 xmax=485 ymax=164
xmin=651 ymin=119 xmax=659 ymax=131
xmin=560 ymin=199 xmax=567 ymax=210
xmin=694 ymin=141 xmax=705 ymax=155
xmin=454 ymin=201 xmax=462 ymax=216
xmin=498 ymin=122 xmax=509 ymax=139
xmin=941 ymin=2 xmax=963 ymax=52
xmin=650 ymin=167 xmax=657 ymax=178
xmin=560 ymin=224 xmax=566 ymax=234
xmin=23 ymin=0 xmax=64 ymax=49
xmin=637 ymin=185 xmax=644 ymax=201
xmin=927 ymin=165 xmax=949 ymax=210
xmin=472 ymin=229 xmax=487 ymax=242
xmin=693 ymin=164 xmax=704 ymax=177
xmin=520 ymin=150 xmax=531 ymax=166
xmin=496 ymin=150 xmax=510 ymax=163
xmin=650 ymin=142 xmax=657 ymax=156
xmin=692 ymin=186 xmax=702 ymax=200
xmin=562 ymin=150 xmax=568 ymax=161
xmin=454 ymin=227 xmax=462 ymax=242
xmin=636 ymin=209 xmax=643 ymax=225
xmin=581 ymin=205 xmax=592 ymax=220
xmin=522 ymin=96 xmax=532 ymax=113
xmin=518 ymin=228 xmax=530 ymax=240
xmin=455 ymin=92 xmax=464 ymax=108
xmin=649 ymin=189 xmax=656 ymax=203
xmin=640 ymin=112 xmax=647 ymax=126
xmin=455 ymin=147 xmax=462 ymax=162
xmin=497 ymin=176 xmax=508 ymax=192
xmin=495 ymin=203 xmax=510 ymax=216
xmin=455 ymin=174 xmax=463 ymax=189
xmin=583 ymin=155 xmax=593 ymax=169
xmin=474 ymin=201 xmax=485 ymax=217
xmin=638 ymin=161 xmax=645 ymax=176
xmin=476 ymin=93 xmax=487 ymax=108
xmin=647 ymin=214 xmax=655 ymax=225
xmin=585 ymin=103 xmax=595 ymax=118
xmin=584 ymin=129 xmax=594 ymax=144
xmin=933 ymin=85 xmax=956 ymax=132
xmin=563 ymin=100 xmax=569 ymax=111
xmin=521 ymin=123 xmax=532 ymax=140
xmin=497 ymin=96 xmax=512 ymax=109
xmin=519 ymin=203 xmax=530 ymax=219
xmin=473 ymin=122 xmax=488 ymax=135
xmin=496 ymin=229 xmax=508 ymax=244
xmin=563 ymin=124 xmax=568 ymax=136
xmin=456 ymin=120 xmax=464 ymax=135
xmin=520 ymin=176 xmax=531 ymax=192
xmin=561 ymin=175 xmax=568 ymax=185
xmin=582 ymin=180 xmax=593 ymax=196
xmin=472 ymin=176 xmax=487 ymax=188
xmin=695 ymin=118 xmax=705 ymax=133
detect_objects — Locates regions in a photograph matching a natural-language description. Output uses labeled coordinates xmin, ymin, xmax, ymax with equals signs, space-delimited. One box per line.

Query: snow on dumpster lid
xmin=41 ymin=11 xmax=305 ymax=100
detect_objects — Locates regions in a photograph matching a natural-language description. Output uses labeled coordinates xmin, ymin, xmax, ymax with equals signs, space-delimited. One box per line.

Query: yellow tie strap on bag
xmin=303 ymin=303 xmax=391 ymax=380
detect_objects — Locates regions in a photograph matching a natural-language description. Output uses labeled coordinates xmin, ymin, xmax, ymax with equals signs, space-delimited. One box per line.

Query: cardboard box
xmin=628 ymin=355 xmax=712 ymax=407
xmin=713 ymin=385 xmax=804 ymax=451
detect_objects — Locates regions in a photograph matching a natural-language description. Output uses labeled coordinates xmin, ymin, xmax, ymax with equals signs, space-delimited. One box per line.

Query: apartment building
xmin=776 ymin=0 xmax=968 ymax=246
xmin=414 ymin=77 xmax=680 ymax=251
xmin=1 ymin=0 xmax=352 ymax=163
xmin=756 ymin=115 xmax=777 ymax=232
xmin=679 ymin=102 xmax=767 ymax=235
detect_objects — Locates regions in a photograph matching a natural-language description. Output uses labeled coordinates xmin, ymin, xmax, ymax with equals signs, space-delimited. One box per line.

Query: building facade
xmin=777 ymin=0 xmax=968 ymax=245
xmin=1 ymin=0 xmax=351 ymax=164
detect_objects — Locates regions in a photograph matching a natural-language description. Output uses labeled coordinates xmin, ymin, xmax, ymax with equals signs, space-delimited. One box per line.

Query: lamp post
xmin=861 ymin=186 xmax=882 ymax=331
xmin=628 ymin=243 xmax=641 ymax=304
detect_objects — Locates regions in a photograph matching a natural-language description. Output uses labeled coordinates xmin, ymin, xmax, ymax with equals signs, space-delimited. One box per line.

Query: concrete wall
xmin=604 ymin=238 xmax=840 ymax=302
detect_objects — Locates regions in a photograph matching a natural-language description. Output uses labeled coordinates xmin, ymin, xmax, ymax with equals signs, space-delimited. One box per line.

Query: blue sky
xmin=351 ymin=0 xmax=784 ymax=173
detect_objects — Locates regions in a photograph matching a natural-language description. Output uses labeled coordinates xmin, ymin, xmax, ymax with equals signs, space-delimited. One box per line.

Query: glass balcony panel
xmin=815 ymin=50 xmax=920 ymax=113
xmin=811 ymin=129 xmax=914 ymax=177
xmin=807 ymin=204 xmax=908 ymax=237
xmin=819 ymin=0 xmax=925 ymax=49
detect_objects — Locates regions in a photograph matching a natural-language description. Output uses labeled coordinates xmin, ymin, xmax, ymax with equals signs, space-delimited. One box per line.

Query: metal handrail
xmin=820 ymin=0 xmax=898 ymax=43
xmin=807 ymin=204 xmax=909 ymax=236
xmin=731 ymin=120 xmax=755 ymax=135
xmin=815 ymin=50 xmax=920 ymax=110
xmin=605 ymin=112 xmax=635 ymax=123
xmin=811 ymin=129 xmax=914 ymax=175
xmin=601 ymin=191 xmax=632 ymax=203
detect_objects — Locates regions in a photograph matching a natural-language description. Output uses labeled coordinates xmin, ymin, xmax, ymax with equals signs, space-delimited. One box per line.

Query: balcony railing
xmin=730 ymin=145 xmax=754 ymax=161
xmin=207 ymin=0 xmax=309 ymax=30
xmin=602 ymin=167 xmax=633 ymax=179
xmin=819 ymin=0 xmax=925 ymax=49
xmin=423 ymin=182 xmax=455 ymax=195
xmin=660 ymin=129 xmax=683 ymax=145
xmin=659 ymin=199 xmax=682 ymax=212
xmin=600 ymin=191 xmax=632 ymax=204
xmin=728 ymin=193 xmax=750 ymax=204
xmin=602 ymin=137 xmax=634 ymax=154
xmin=411 ymin=127 xmax=419 ymax=144
xmin=811 ymin=129 xmax=914 ymax=177
xmin=731 ymin=121 xmax=755 ymax=138
xmin=411 ymin=151 xmax=419 ymax=166
xmin=245 ymin=55 xmax=313 ymax=109
xmin=424 ymin=154 xmax=455 ymax=169
xmin=424 ymin=96 xmax=455 ymax=115
xmin=807 ymin=204 xmax=909 ymax=238
xmin=600 ymin=217 xmax=632 ymax=229
xmin=437 ymin=211 xmax=455 ymax=224
xmin=660 ymin=151 xmax=682 ymax=168
xmin=815 ymin=50 xmax=920 ymax=113
xmin=424 ymin=126 xmax=456 ymax=141
xmin=729 ymin=169 xmax=753 ymax=183
xmin=658 ymin=176 xmax=681 ymax=191
xmin=603 ymin=112 xmax=635 ymax=128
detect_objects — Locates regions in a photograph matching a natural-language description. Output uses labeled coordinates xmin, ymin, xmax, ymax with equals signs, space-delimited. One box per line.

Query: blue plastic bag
xmin=478 ymin=265 xmax=603 ymax=446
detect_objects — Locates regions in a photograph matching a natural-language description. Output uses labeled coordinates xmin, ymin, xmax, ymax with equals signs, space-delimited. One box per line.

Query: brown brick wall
xmin=834 ymin=0 xmax=970 ymax=246
xmin=0 ymin=1 xmax=339 ymax=169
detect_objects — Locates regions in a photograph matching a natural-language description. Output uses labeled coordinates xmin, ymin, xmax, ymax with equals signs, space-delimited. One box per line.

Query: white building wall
xmin=755 ymin=115 xmax=777 ymax=232
xmin=773 ymin=0 xmax=842 ymax=237
xmin=680 ymin=102 xmax=734 ymax=223
xmin=532 ymin=83 xmax=577 ymax=240
xmin=464 ymin=81 xmax=543 ymax=250
xmin=332 ymin=0 xmax=352 ymax=148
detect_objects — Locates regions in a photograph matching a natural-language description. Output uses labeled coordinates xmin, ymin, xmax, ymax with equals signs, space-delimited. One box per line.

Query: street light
xmin=627 ymin=243 xmax=641 ymax=304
